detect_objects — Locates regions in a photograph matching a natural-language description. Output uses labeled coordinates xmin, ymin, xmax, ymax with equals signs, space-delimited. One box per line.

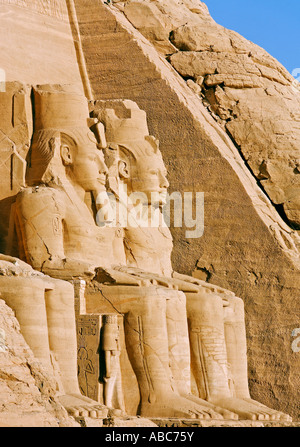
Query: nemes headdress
xmin=27 ymin=85 xmax=96 ymax=185
xmin=33 ymin=84 xmax=90 ymax=132
xmin=92 ymin=100 xmax=160 ymax=168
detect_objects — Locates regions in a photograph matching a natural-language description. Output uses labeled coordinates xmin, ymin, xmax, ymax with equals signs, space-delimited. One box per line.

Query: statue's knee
xmin=51 ymin=278 xmax=75 ymax=300
xmin=56 ymin=279 xmax=74 ymax=293
xmin=187 ymin=289 xmax=223 ymax=316
xmin=165 ymin=289 xmax=186 ymax=308
xmin=228 ymin=296 xmax=245 ymax=320
xmin=142 ymin=287 xmax=167 ymax=309
xmin=0 ymin=277 xmax=45 ymax=298
xmin=119 ymin=286 xmax=167 ymax=317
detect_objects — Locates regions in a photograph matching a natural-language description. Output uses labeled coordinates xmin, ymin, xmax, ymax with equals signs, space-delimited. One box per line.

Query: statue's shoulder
xmin=16 ymin=186 xmax=66 ymax=215
xmin=17 ymin=185 xmax=60 ymax=196
xmin=17 ymin=185 xmax=64 ymax=200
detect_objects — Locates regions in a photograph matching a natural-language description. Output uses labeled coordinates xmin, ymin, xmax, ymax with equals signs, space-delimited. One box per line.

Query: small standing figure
xmin=101 ymin=314 xmax=125 ymax=412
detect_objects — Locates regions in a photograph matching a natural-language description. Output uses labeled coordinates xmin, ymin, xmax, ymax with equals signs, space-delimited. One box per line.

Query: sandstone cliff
xmin=0 ymin=0 xmax=299 ymax=422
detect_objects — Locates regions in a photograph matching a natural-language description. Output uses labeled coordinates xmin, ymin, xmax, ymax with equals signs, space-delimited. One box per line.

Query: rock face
xmin=0 ymin=0 xmax=83 ymax=87
xmin=117 ymin=0 xmax=300 ymax=230
xmin=169 ymin=28 xmax=300 ymax=230
xmin=0 ymin=0 xmax=299 ymax=424
xmin=0 ymin=298 xmax=77 ymax=427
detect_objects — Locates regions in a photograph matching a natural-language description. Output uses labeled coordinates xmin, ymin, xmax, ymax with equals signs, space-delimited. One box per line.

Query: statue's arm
xmin=15 ymin=188 xmax=66 ymax=268
xmin=108 ymin=265 xmax=200 ymax=291
xmin=172 ymin=271 xmax=231 ymax=291
xmin=172 ymin=271 xmax=233 ymax=302
xmin=108 ymin=266 xmax=233 ymax=299
xmin=15 ymin=188 xmax=96 ymax=279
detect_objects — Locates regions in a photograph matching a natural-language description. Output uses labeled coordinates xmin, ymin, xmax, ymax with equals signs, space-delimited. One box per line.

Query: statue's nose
xmin=160 ymin=173 xmax=169 ymax=189
xmin=101 ymin=164 xmax=108 ymax=175
xmin=98 ymin=158 xmax=108 ymax=175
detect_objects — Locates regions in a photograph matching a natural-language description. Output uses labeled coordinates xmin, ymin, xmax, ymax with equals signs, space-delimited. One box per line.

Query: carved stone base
xmin=150 ymin=418 xmax=300 ymax=428
xmin=74 ymin=416 xmax=300 ymax=428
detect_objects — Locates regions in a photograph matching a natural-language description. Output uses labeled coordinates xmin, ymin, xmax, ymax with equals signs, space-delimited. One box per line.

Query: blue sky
xmin=204 ymin=0 xmax=299 ymax=74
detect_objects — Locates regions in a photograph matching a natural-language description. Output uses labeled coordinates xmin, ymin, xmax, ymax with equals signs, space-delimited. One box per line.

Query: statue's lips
xmin=159 ymin=190 xmax=168 ymax=200
xmin=97 ymin=177 xmax=106 ymax=186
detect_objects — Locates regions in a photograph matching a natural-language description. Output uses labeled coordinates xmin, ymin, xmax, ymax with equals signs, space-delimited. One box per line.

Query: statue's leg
xmin=165 ymin=290 xmax=191 ymax=395
xmin=0 ymin=276 xmax=53 ymax=371
xmin=166 ymin=289 xmax=238 ymax=420
xmin=186 ymin=290 xmax=231 ymax=400
xmin=0 ymin=276 xmax=109 ymax=419
xmin=44 ymin=278 xmax=81 ymax=395
xmin=44 ymin=279 xmax=110 ymax=419
xmin=223 ymin=295 xmax=292 ymax=422
xmin=123 ymin=289 xmax=172 ymax=410
xmin=223 ymin=295 xmax=249 ymax=399
xmin=187 ymin=289 xmax=291 ymax=421
xmin=99 ymin=285 xmax=223 ymax=419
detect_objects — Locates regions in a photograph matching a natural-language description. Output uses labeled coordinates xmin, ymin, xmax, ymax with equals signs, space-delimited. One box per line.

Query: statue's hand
xmin=41 ymin=257 xmax=97 ymax=280
xmin=172 ymin=271 xmax=210 ymax=287
xmin=172 ymin=272 xmax=234 ymax=295
xmin=0 ymin=255 xmax=42 ymax=277
xmin=96 ymin=267 xmax=150 ymax=286
xmin=171 ymin=272 xmax=233 ymax=306
xmin=110 ymin=265 xmax=191 ymax=290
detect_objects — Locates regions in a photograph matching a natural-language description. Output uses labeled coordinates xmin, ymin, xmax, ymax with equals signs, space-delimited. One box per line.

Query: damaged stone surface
xmin=0 ymin=0 xmax=83 ymax=86
xmin=0 ymin=298 xmax=78 ymax=427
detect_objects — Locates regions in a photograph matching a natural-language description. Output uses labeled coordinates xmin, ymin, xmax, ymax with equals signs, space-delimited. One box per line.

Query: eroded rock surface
xmin=113 ymin=0 xmax=300 ymax=229
xmin=0 ymin=297 xmax=77 ymax=427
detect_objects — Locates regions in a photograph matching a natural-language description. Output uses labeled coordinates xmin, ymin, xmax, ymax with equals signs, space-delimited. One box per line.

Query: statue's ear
xmin=118 ymin=159 xmax=130 ymax=179
xmin=60 ymin=144 xmax=73 ymax=166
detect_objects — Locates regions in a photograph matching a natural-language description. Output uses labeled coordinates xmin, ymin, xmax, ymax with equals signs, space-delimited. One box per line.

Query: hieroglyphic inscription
xmin=77 ymin=314 xmax=102 ymax=403
xmin=76 ymin=312 xmax=125 ymax=408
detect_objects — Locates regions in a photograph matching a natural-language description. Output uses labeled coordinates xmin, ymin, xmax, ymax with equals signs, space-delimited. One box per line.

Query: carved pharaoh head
xmin=95 ymin=100 xmax=169 ymax=205
xmin=27 ymin=85 xmax=108 ymax=192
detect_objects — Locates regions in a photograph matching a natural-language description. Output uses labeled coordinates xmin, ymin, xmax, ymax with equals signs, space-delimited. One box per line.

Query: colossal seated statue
xmin=93 ymin=100 xmax=292 ymax=422
xmin=13 ymin=85 xmax=228 ymax=420
xmin=0 ymin=254 xmax=109 ymax=418
xmin=8 ymin=85 xmax=291 ymax=422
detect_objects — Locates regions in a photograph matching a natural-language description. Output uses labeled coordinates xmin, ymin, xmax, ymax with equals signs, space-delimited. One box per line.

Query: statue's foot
xmin=182 ymin=393 xmax=239 ymax=420
xmin=57 ymin=393 xmax=112 ymax=419
xmin=242 ymin=398 xmax=292 ymax=422
xmin=209 ymin=397 xmax=292 ymax=422
xmin=140 ymin=392 xmax=224 ymax=420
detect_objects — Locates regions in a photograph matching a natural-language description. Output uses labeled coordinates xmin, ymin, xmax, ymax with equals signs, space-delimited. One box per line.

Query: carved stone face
xmin=123 ymin=143 xmax=169 ymax=206
xmin=62 ymin=131 xmax=108 ymax=192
